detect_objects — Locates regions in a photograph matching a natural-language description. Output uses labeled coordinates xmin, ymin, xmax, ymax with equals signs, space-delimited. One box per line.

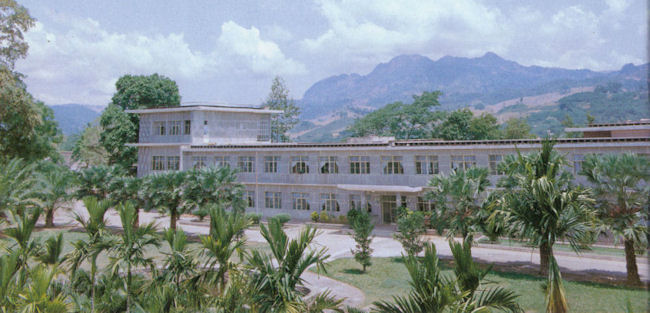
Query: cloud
xmin=17 ymin=18 xmax=304 ymax=105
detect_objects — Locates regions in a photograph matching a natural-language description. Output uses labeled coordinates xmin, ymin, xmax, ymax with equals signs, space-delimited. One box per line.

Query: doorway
xmin=380 ymin=195 xmax=397 ymax=224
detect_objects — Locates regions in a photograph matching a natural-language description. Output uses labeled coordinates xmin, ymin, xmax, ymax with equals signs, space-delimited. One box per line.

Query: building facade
xmin=127 ymin=106 xmax=650 ymax=224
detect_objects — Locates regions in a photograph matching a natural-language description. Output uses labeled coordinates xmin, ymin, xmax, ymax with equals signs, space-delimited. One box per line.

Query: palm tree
xmin=581 ymin=153 xmax=649 ymax=285
xmin=144 ymin=170 xmax=187 ymax=230
xmin=4 ymin=207 xmax=42 ymax=285
xmin=108 ymin=202 xmax=160 ymax=313
xmin=428 ymin=166 xmax=491 ymax=246
xmin=247 ymin=219 xmax=332 ymax=312
xmin=75 ymin=165 xmax=123 ymax=201
xmin=372 ymin=240 xmax=522 ymax=313
xmin=66 ymin=196 xmax=113 ymax=313
xmin=0 ymin=250 xmax=21 ymax=310
xmin=0 ymin=158 xmax=40 ymax=217
xmin=108 ymin=175 xmax=144 ymax=227
xmin=37 ymin=233 xmax=65 ymax=265
xmin=38 ymin=162 xmax=74 ymax=227
xmin=15 ymin=264 xmax=71 ymax=313
xmin=498 ymin=139 xmax=595 ymax=275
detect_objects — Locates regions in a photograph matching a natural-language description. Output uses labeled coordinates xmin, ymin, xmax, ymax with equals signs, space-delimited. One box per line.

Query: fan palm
xmin=144 ymin=170 xmax=187 ymax=230
xmin=38 ymin=162 xmax=74 ymax=227
xmin=580 ymin=153 xmax=649 ymax=285
xmin=184 ymin=166 xmax=246 ymax=220
xmin=75 ymin=165 xmax=123 ymax=201
xmin=428 ymin=166 xmax=491 ymax=247
xmin=372 ymin=240 xmax=522 ymax=313
xmin=108 ymin=202 xmax=160 ymax=313
xmin=247 ymin=219 xmax=332 ymax=312
xmin=109 ymin=175 xmax=144 ymax=227
xmin=0 ymin=157 xmax=40 ymax=217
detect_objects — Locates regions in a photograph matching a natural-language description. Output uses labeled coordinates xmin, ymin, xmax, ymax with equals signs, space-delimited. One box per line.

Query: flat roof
xmin=565 ymin=125 xmax=650 ymax=132
xmin=586 ymin=120 xmax=650 ymax=127
xmin=125 ymin=105 xmax=282 ymax=114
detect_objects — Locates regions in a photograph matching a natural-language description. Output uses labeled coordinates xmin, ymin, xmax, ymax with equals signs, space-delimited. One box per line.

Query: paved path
xmin=53 ymin=202 xmax=649 ymax=307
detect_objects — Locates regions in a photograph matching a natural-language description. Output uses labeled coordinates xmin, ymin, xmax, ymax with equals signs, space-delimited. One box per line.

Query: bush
xmin=348 ymin=208 xmax=374 ymax=272
xmin=393 ymin=209 xmax=426 ymax=255
xmin=193 ymin=206 xmax=209 ymax=221
xmin=270 ymin=213 xmax=291 ymax=226
xmin=310 ymin=211 xmax=320 ymax=222
xmin=246 ymin=213 xmax=262 ymax=225
xmin=338 ymin=215 xmax=347 ymax=224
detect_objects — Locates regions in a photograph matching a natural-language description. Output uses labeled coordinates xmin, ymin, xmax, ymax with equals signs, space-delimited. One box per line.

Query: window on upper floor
xmin=153 ymin=121 xmax=166 ymax=136
xmin=244 ymin=191 xmax=255 ymax=208
xmin=184 ymin=120 xmax=191 ymax=135
xmin=265 ymin=192 xmax=282 ymax=209
xmin=349 ymin=156 xmax=370 ymax=174
xmin=169 ymin=120 xmax=181 ymax=135
xmin=192 ymin=156 xmax=208 ymax=169
xmin=238 ymin=156 xmax=255 ymax=173
xmin=258 ymin=119 xmax=270 ymax=141
xmin=215 ymin=156 xmax=230 ymax=168
xmin=415 ymin=155 xmax=439 ymax=175
xmin=321 ymin=193 xmax=340 ymax=211
xmin=489 ymin=155 xmax=505 ymax=175
xmin=451 ymin=155 xmax=476 ymax=171
xmin=292 ymin=192 xmax=310 ymax=210
xmin=264 ymin=156 xmax=280 ymax=173
xmin=167 ymin=156 xmax=180 ymax=171
xmin=152 ymin=156 xmax=165 ymax=171
xmin=319 ymin=156 xmax=339 ymax=174
xmin=382 ymin=156 xmax=404 ymax=174
xmin=291 ymin=156 xmax=309 ymax=174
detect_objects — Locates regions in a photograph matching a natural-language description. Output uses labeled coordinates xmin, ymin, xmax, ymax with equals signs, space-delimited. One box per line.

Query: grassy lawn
xmin=477 ymin=238 xmax=640 ymax=258
xmin=315 ymin=257 xmax=648 ymax=313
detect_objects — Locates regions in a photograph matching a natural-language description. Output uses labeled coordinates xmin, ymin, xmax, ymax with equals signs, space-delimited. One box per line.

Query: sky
xmin=15 ymin=0 xmax=649 ymax=107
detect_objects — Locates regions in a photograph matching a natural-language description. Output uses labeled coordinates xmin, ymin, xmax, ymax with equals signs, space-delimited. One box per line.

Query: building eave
xmin=124 ymin=105 xmax=282 ymax=114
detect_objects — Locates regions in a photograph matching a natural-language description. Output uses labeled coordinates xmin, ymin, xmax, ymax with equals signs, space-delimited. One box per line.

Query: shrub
xmin=393 ymin=209 xmax=426 ymax=255
xmin=310 ymin=211 xmax=320 ymax=222
xmin=193 ymin=206 xmax=209 ymax=221
xmin=270 ymin=213 xmax=291 ymax=226
xmin=319 ymin=211 xmax=330 ymax=223
xmin=338 ymin=215 xmax=347 ymax=224
xmin=348 ymin=208 xmax=374 ymax=272
xmin=246 ymin=213 xmax=262 ymax=225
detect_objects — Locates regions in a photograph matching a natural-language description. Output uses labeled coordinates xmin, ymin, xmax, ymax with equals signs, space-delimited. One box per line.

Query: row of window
xmin=153 ymin=120 xmax=192 ymax=136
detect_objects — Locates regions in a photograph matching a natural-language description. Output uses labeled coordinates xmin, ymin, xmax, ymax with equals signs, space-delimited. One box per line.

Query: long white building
xmin=126 ymin=105 xmax=650 ymax=224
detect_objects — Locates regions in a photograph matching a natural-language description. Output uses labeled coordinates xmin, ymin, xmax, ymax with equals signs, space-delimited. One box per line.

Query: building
xmin=126 ymin=106 xmax=650 ymax=224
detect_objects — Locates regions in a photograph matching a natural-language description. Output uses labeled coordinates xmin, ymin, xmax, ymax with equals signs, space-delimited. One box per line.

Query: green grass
xmin=316 ymin=257 xmax=648 ymax=312
xmin=477 ymin=238 xmax=638 ymax=257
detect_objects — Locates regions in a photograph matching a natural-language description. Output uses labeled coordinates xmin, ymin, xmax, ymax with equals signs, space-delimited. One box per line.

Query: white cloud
xmin=17 ymin=18 xmax=304 ymax=105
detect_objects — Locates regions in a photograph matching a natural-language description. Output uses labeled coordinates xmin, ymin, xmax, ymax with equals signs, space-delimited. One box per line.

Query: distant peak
xmin=480 ymin=52 xmax=503 ymax=60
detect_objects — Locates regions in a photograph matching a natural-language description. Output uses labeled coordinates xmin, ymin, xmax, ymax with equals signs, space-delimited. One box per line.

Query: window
xmin=238 ymin=156 xmax=255 ymax=173
xmin=573 ymin=154 xmax=584 ymax=174
xmin=291 ymin=156 xmax=309 ymax=174
xmin=167 ymin=156 xmax=180 ymax=171
xmin=292 ymin=193 xmax=310 ymax=210
xmin=153 ymin=121 xmax=166 ymax=136
xmin=365 ymin=195 xmax=372 ymax=213
xmin=319 ymin=156 xmax=339 ymax=174
xmin=349 ymin=156 xmax=370 ymax=174
xmin=451 ymin=155 xmax=476 ymax=171
xmin=265 ymin=192 xmax=281 ymax=209
xmin=264 ymin=156 xmax=280 ymax=173
xmin=244 ymin=191 xmax=255 ymax=208
xmin=382 ymin=156 xmax=404 ymax=174
xmin=192 ymin=156 xmax=208 ymax=169
xmin=184 ymin=120 xmax=191 ymax=135
xmin=258 ymin=119 xmax=270 ymax=141
xmin=215 ymin=156 xmax=230 ymax=168
xmin=321 ymin=193 xmax=340 ymax=211
xmin=349 ymin=195 xmax=361 ymax=210
xmin=488 ymin=155 xmax=505 ymax=175
xmin=415 ymin=155 xmax=439 ymax=174
xmin=152 ymin=156 xmax=165 ymax=171
xmin=168 ymin=120 xmax=181 ymax=135
xmin=417 ymin=196 xmax=435 ymax=212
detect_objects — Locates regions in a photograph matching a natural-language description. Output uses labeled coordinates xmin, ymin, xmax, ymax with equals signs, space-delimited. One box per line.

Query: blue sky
xmin=15 ymin=0 xmax=648 ymax=107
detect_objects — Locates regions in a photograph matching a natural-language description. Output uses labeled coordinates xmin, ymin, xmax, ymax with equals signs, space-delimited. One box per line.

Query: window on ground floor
xmin=265 ymin=192 xmax=281 ymax=209
xmin=488 ymin=154 xmax=505 ymax=175
xmin=321 ymin=193 xmax=340 ymax=211
xmin=417 ymin=196 xmax=435 ymax=212
xmin=166 ymin=156 xmax=180 ymax=171
xmin=215 ymin=156 xmax=230 ymax=168
xmin=244 ymin=191 xmax=255 ymax=208
xmin=292 ymin=192 xmax=310 ymax=210
xmin=152 ymin=156 xmax=165 ymax=171
xmin=192 ymin=156 xmax=208 ymax=169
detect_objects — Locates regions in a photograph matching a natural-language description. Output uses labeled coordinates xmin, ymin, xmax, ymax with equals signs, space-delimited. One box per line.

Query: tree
xmin=428 ymin=167 xmax=491 ymax=247
xmin=347 ymin=91 xmax=442 ymax=139
xmin=144 ymin=170 xmax=187 ymax=230
xmin=108 ymin=175 xmax=144 ymax=227
xmin=101 ymin=74 xmax=180 ymax=173
xmin=264 ymin=76 xmax=300 ymax=142
xmin=75 ymin=165 xmax=123 ymax=201
xmin=348 ymin=208 xmax=374 ymax=272
xmin=184 ymin=166 xmax=246 ymax=221
xmin=15 ymin=265 xmax=70 ymax=313
xmin=581 ymin=153 xmax=649 ymax=285
xmin=38 ymin=161 xmax=74 ymax=227
xmin=502 ymin=117 xmax=535 ymax=139
xmin=372 ymin=241 xmax=522 ymax=313
xmin=497 ymin=139 xmax=595 ymax=275
xmin=0 ymin=158 xmax=39 ymax=217
xmin=108 ymin=202 xmax=160 ymax=313
xmin=73 ymin=121 xmax=109 ymax=168
xmin=393 ymin=208 xmax=427 ymax=255
xmin=0 ymin=0 xmax=35 ymax=70
xmin=434 ymin=109 xmax=500 ymax=140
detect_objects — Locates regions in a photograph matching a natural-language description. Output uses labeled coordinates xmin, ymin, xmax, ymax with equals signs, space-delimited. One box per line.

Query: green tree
xmin=348 ymin=208 xmax=374 ymax=272
xmin=184 ymin=166 xmax=246 ymax=221
xmin=581 ymin=153 xmax=649 ymax=285
xmin=428 ymin=167 xmax=491 ymax=247
xmin=72 ymin=121 xmax=109 ymax=167
xmin=100 ymin=74 xmax=180 ymax=173
xmin=15 ymin=265 xmax=70 ymax=313
xmin=108 ymin=202 xmax=160 ymax=313
xmin=0 ymin=0 xmax=35 ymax=70
xmin=434 ymin=109 xmax=500 ymax=140
xmin=75 ymin=165 xmax=123 ymax=201
xmin=264 ymin=76 xmax=300 ymax=142
xmin=38 ymin=161 xmax=74 ymax=227
xmin=372 ymin=241 xmax=522 ymax=313
xmin=502 ymin=117 xmax=535 ymax=139
xmin=0 ymin=158 xmax=39 ymax=217
xmin=393 ymin=208 xmax=427 ymax=255
xmin=347 ymin=91 xmax=442 ymax=139
xmin=108 ymin=175 xmax=144 ymax=227
xmin=144 ymin=170 xmax=187 ymax=230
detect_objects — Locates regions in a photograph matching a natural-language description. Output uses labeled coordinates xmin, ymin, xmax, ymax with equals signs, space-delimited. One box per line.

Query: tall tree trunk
xmin=91 ymin=261 xmax=96 ymax=313
xmin=170 ymin=210 xmax=178 ymax=230
xmin=624 ymin=239 xmax=641 ymax=285
xmin=45 ymin=208 xmax=55 ymax=227
xmin=126 ymin=264 xmax=131 ymax=313
xmin=540 ymin=241 xmax=552 ymax=275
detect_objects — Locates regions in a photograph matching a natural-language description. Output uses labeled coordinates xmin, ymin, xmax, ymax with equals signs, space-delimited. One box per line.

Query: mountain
xmin=295 ymin=52 xmax=648 ymax=141
xmin=49 ymin=104 xmax=101 ymax=136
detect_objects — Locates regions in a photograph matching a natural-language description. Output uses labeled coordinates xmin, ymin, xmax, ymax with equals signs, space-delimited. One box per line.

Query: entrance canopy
xmin=336 ymin=184 xmax=423 ymax=193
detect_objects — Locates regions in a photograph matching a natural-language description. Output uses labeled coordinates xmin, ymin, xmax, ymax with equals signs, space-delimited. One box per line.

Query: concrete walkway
xmin=53 ymin=202 xmax=648 ymax=307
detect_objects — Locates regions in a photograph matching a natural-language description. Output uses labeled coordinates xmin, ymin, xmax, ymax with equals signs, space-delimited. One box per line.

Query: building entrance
xmin=380 ymin=195 xmax=398 ymax=224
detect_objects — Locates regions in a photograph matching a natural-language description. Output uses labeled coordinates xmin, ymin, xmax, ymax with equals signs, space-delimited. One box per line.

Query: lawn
xmin=316 ymin=257 xmax=648 ymax=313
xmin=476 ymin=237 xmax=641 ymax=258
